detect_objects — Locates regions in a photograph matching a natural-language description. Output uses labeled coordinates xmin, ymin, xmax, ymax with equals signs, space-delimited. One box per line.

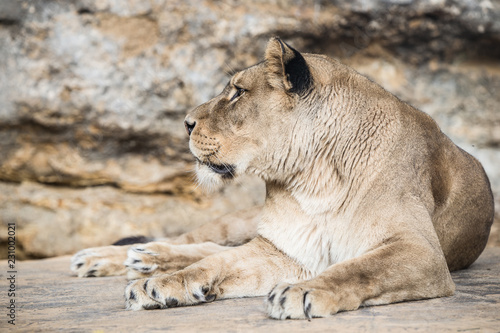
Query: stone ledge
xmin=4 ymin=247 xmax=500 ymax=332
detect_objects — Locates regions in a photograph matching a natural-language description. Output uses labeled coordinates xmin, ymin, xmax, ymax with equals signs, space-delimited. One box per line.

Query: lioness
xmin=71 ymin=37 xmax=494 ymax=320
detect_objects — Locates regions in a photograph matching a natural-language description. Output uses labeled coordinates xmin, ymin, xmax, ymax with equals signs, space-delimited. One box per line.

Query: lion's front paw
xmin=70 ymin=246 xmax=128 ymax=278
xmin=266 ymin=283 xmax=311 ymax=320
xmin=266 ymin=283 xmax=342 ymax=320
xmin=124 ymin=273 xmax=216 ymax=311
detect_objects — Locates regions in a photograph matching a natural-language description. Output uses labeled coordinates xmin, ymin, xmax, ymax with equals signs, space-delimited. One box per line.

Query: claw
xmin=303 ymin=291 xmax=312 ymax=321
xmin=85 ymin=269 xmax=97 ymax=277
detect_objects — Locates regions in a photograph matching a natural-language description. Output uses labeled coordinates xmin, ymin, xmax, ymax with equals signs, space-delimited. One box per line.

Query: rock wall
xmin=1 ymin=0 xmax=499 ymax=258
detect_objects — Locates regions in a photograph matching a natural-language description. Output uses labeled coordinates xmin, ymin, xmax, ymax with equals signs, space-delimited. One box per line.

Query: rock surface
xmin=3 ymin=248 xmax=500 ymax=331
xmin=0 ymin=0 xmax=499 ymax=257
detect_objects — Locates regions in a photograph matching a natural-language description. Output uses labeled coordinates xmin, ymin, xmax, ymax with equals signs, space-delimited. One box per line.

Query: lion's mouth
xmin=197 ymin=159 xmax=235 ymax=178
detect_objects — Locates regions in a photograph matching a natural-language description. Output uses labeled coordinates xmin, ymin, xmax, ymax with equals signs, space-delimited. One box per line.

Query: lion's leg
xmin=265 ymin=235 xmax=455 ymax=320
xmin=71 ymin=242 xmax=232 ymax=279
xmin=125 ymin=236 xmax=302 ymax=310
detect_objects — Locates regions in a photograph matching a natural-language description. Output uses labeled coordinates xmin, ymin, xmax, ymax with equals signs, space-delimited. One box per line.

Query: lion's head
xmin=184 ymin=37 xmax=361 ymax=192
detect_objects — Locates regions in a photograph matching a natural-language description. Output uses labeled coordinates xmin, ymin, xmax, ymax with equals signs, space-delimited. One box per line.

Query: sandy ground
xmin=1 ymin=248 xmax=499 ymax=332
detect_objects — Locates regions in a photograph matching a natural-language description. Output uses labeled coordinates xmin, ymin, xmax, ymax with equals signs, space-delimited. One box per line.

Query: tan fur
xmin=74 ymin=38 xmax=494 ymax=320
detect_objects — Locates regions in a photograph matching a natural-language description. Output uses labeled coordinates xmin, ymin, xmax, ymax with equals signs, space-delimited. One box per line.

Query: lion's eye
xmin=230 ymin=86 xmax=246 ymax=102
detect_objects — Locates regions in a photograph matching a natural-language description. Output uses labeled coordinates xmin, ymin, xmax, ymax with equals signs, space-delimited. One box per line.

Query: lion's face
xmin=185 ymin=38 xmax=314 ymax=189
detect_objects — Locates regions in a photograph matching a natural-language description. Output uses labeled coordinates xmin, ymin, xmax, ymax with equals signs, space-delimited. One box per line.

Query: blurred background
xmin=0 ymin=0 xmax=499 ymax=259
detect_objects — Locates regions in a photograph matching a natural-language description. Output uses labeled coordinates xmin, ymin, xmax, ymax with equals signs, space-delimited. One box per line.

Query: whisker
xmin=185 ymin=163 xmax=218 ymax=197
xmin=223 ymin=61 xmax=237 ymax=77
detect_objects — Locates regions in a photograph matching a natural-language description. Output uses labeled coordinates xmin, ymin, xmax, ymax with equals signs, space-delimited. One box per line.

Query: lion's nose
xmin=184 ymin=119 xmax=196 ymax=136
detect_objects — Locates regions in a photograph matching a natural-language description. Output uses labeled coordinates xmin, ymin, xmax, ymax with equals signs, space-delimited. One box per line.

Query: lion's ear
xmin=265 ymin=37 xmax=312 ymax=94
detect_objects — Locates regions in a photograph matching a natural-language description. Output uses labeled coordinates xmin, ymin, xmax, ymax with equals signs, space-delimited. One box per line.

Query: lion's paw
xmin=124 ymin=273 xmax=216 ymax=310
xmin=124 ymin=244 xmax=161 ymax=279
xmin=124 ymin=242 xmax=200 ymax=279
xmin=70 ymin=246 xmax=128 ymax=278
xmin=266 ymin=283 xmax=341 ymax=320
